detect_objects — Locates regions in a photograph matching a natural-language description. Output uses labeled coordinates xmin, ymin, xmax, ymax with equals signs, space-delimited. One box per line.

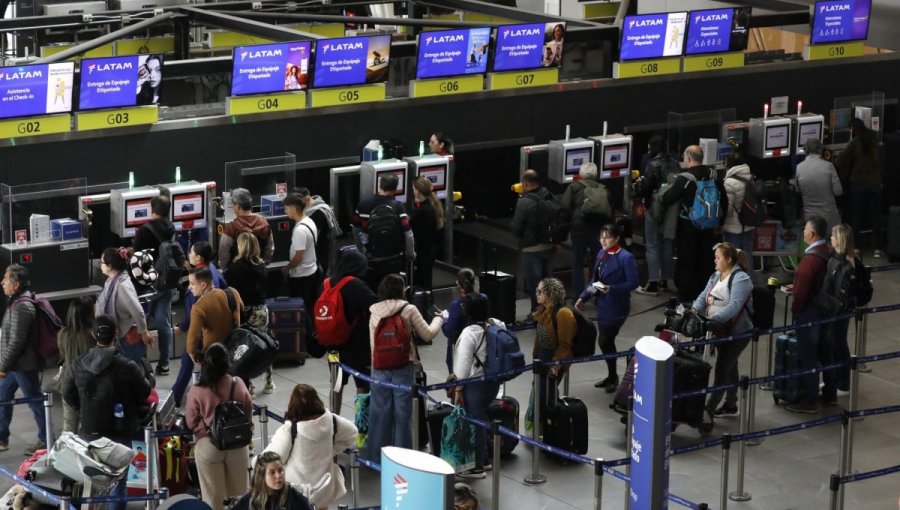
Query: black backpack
xmin=729 ymin=175 xmax=767 ymax=227
xmin=204 ymin=377 xmax=253 ymax=450
xmin=528 ymin=193 xmax=571 ymax=244
xmin=815 ymin=255 xmax=870 ymax=315
xmin=366 ymin=203 xmax=404 ymax=258
xmin=552 ymin=305 xmax=598 ymax=358
xmin=147 ymin=222 xmax=186 ymax=290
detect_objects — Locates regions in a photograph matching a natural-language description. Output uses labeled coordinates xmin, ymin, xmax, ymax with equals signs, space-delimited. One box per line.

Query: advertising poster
xmin=79 ymin=54 xmax=163 ymax=110
xmin=620 ymin=12 xmax=688 ymax=61
xmin=685 ymin=7 xmax=752 ymax=55
xmin=232 ymin=41 xmax=311 ymax=95
xmin=381 ymin=447 xmax=454 ymax=510
xmin=811 ymin=0 xmax=872 ymax=44
xmin=0 ymin=63 xmax=74 ymax=119
xmin=313 ymin=35 xmax=391 ymax=88
xmin=493 ymin=22 xmax=566 ymax=72
xmin=416 ymin=27 xmax=491 ymax=80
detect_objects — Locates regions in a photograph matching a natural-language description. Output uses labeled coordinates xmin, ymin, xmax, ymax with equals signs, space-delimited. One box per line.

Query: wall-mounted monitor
xmin=0 ymin=63 xmax=74 ymax=119
xmin=172 ymin=192 xmax=204 ymax=222
xmin=376 ymin=169 xmax=406 ymax=197
xmin=492 ymin=22 xmax=566 ymax=72
xmin=619 ymin=12 xmax=688 ymax=61
xmin=418 ymin=165 xmax=447 ymax=199
xmin=312 ymin=35 xmax=391 ymax=88
xmin=78 ymin=54 xmax=163 ymax=110
xmin=685 ymin=7 xmax=752 ymax=56
xmin=416 ymin=27 xmax=492 ymax=80
xmin=810 ymin=0 xmax=872 ymax=45
xmin=231 ymin=41 xmax=311 ymax=95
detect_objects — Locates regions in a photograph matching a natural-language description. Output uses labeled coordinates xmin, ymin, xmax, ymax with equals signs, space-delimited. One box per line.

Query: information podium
xmin=380 ymin=447 xmax=454 ymax=510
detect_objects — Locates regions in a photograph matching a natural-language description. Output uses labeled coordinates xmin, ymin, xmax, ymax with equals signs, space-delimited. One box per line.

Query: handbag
xmin=354 ymin=393 xmax=369 ymax=450
xmin=48 ymin=432 xmax=132 ymax=485
xmin=439 ymin=407 xmax=476 ymax=473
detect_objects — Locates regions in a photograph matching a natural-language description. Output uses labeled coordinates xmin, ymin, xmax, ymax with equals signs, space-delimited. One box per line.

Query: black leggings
xmin=597 ymin=324 xmax=622 ymax=379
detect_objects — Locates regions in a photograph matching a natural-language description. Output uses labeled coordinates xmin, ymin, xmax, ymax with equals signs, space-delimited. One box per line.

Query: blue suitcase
xmin=773 ymin=333 xmax=801 ymax=404
xmin=266 ymin=297 xmax=307 ymax=365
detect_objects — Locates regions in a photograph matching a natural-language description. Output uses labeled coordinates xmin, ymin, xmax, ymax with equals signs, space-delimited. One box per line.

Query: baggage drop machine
xmin=588 ymin=133 xmax=634 ymax=215
xmin=404 ymin=154 xmax=454 ymax=261
xmin=157 ymin=180 xmax=216 ymax=254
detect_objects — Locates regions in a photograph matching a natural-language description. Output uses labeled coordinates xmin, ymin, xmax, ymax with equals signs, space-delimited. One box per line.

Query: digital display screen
xmin=565 ymin=148 xmax=592 ymax=175
xmin=811 ymin=0 xmax=871 ymax=45
xmin=765 ymin=125 xmax=790 ymax=151
xmin=312 ymin=35 xmax=391 ymax=88
xmin=603 ymin=144 xmax=630 ymax=169
xmin=0 ymin=63 xmax=74 ymax=119
xmin=620 ymin=12 xmax=688 ymax=61
xmin=798 ymin=122 xmax=823 ymax=147
xmin=418 ymin=165 xmax=447 ymax=199
xmin=492 ymin=22 xmax=566 ymax=72
xmin=685 ymin=7 xmax=752 ymax=55
xmin=832 ymin=108 xmax=852 ymax=130
xmin=79 ymin=54 xmax=163 ymax=110
xmin=231 ymin=41 xmax=311 ymax=95
xmin=172 ymin=192 xmax=204 ymax=221
xmin=376 ymin=169 xmax=405 ymax=197
xmin=125 ymin=198 xmax=152 ymax=227
xmin=416 ymin=27 xmax=492 ymax=80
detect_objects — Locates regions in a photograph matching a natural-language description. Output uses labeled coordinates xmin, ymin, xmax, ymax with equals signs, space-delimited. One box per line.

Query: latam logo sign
xmin=821 ymin=2 xmax=851 ymax=13
xmin=424 ymin=34 xmax=464 ymax=45
xmin=629 ymin=18 xmax=663 ymax=29
xmin=393 ymin=473 xmax=408 ymax=508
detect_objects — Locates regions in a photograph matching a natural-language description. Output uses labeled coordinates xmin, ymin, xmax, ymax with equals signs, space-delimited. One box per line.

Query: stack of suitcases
xmin=267 ymin=296 xmax=307 ymax=365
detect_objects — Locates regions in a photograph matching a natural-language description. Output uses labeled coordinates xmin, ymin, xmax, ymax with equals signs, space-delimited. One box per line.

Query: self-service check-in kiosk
xmin=404 ymin=154 xmax=451 ymax=200
xmin=748 ymin=117 xmax=792 ymax=159
xmin=548 ymin=138 xmax=595 ymax=184
xmin=589 ymin=133 xmax=634 ymax=213
xmin=110 ymin=186 xmax=161 ymax=239
xmin=785 ymin=113 xmax=825 ymax=156
xmin=359 ymin=159 xmax=410 ymax=201
xmin=157 ymin=180 xmax=214 ymax=252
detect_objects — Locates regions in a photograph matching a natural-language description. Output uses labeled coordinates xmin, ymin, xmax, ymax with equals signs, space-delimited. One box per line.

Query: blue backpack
xmin=474 ymin=324 xmax=525 ymax=381
xmin=683 ymin=171 xmax=721 ymax=230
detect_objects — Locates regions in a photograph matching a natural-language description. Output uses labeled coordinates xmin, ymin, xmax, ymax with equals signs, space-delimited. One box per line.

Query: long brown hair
xmin=413 ymin=176 xmax=445 ymax=230
xmin=284 ymin=384 xmax=326 ymax=422
xmin=250 ymin=452 xmax=288 ymax=510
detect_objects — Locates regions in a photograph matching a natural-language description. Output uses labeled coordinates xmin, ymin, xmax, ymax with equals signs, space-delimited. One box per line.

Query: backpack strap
xmin=332 ymin=414 xmax=337 ymax=445
xmin=472 ymin=322 xmax=488 ymax=370
xmin=725 ymin=269 xmax=752 ymax=329
xmin=228 ymin=376 xmax=237 ymax=401
xmin=299 ymin=221 xmax=318 ymax=243
xmin=223 ymin=288 xmax=238 ymax=327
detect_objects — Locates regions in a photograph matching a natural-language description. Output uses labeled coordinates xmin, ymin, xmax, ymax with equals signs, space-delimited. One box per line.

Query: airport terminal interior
xmin=0 ymin=0 xmax=897 ymax=508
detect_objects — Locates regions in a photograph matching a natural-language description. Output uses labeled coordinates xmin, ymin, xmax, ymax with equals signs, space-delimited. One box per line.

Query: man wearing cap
xmin=218 ymin=187 xmax=275 ymax=270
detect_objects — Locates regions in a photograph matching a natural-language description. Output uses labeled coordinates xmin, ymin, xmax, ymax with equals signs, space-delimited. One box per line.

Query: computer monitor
xmin=125 ymin=198 xmax=152 ymax=228
xmin=376 ymin=169 xmax=406 ymax=197
xmin=565 ymin=147 xmax=592 ymax=177
xmin=231 ymin=41 xmax=311 ymax=95
xmin=312 ymin=34 xmax=391 ymax=88
xmin=172 ymin=191 xmax=204 ymax=222
xmin=418 ymin=165 xmax=447 ymax=199
xmin=765 ymin=124 xmax=790 ymax=152
xmin=0 ymin=62 xmax=74 ymax=119
xmin=810 ymin=0 xmax=872 ymax=45
xmin=416 ymin=27 xmax=492 ymax=80
xmin=619 ymin=11 xmax=688 ymax=61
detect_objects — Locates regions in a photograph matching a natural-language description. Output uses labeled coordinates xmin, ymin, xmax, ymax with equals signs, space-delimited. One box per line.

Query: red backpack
xmin=372 ymin=304 xmax=412 ymax=370
xmin=314 ymin=277 xmax=357 ymax=346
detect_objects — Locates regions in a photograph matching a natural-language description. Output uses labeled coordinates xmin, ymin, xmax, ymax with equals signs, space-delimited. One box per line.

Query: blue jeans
xmin=569 ymin=231 xmax=599 ymax=298
xmin=723 ymin=230 xmax=754 ymax=274
xmin=462 ymin=381 xmax=500 ymax=470
xmin=851 ymin=183 xmax=882 ymax=249
xmin=118 ymin=337 xmax=147 ymax=365
xmin=644 ymin=217 xmax=673 ymax=283
xmin=794 ymin=307 xmax=822 ymax=406
xmin=171 ymin=350 xmax=194 ymax=406
xmin=149 ymin=289 xmax=175 ymax=367
xmin=0 ymin=371 xmax=47 ymax=443
xmin=522 ymin=249 xmax=554 ymax=312
xmin=367 ymin=364 xmax=415 ymax=460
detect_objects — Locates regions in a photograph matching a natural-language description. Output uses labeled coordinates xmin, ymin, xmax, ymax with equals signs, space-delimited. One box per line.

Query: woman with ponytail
xmin=95 ymin=247 xmax=152 ymax=364
xmin=410 ymin=176 xmax=445 ymax=290
xmin=440 ymin=268 xmax=485 ymax=374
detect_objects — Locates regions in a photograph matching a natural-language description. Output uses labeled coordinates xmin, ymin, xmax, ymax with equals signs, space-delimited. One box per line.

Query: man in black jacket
xmin=512 ymin=169 xmax=555 ymax=316
xmin=62 ymin=315 xmax=152 ymax=441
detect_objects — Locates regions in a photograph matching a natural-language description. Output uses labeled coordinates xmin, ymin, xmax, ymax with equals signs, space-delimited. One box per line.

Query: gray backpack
xmin=580 ymin=180 xmax=612 ymax=225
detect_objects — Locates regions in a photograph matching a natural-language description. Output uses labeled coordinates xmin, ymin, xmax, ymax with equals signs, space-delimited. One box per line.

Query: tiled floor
xmin=2 ymin=255 xmax=899 ymax=509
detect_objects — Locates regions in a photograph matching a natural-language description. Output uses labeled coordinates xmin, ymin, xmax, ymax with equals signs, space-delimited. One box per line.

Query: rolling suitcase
xmin=671 ymin=349 xmax=712 ymax=429
xmin=542 ymin=379 xmax=588 ymax=460
xmin=888 ymin=206 xmax=900 ymax=262
xmin=487 ymin=387 xmax=520 ymax=458
xmin=408 ymin=286 xmax=434 ymax=345
xmin=266 ymin=296 xmax=307 ymax=364
xmin=773 ymin=333 xmax=801 ymax=404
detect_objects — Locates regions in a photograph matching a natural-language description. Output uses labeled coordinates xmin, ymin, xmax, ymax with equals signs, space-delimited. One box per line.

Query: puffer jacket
xmin=723 ymin=164 xmax=754 ymax=234
xmin=0 ymin=291 xmax=39 ymax=373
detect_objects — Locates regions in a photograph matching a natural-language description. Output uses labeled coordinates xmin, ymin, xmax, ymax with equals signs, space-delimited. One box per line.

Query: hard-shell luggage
xmin=671 ymin=349 xmax=713 ymax=430
xmin=479 ymin=270 xmax=517 ymax=325
xmin=773 ymin=333 xmax=801 ymax=404
xmin=543 ymin=396 xmax=589 ymax=460
xmin=267 ymin=296 xmax=307 ymax=364
xmin=487 ymin=391 xmax=520 ymax=458
xmin=408 ymin=286 xmax=434 ymax=345
xmin=425 ymin=402 xmax=454 ymax=457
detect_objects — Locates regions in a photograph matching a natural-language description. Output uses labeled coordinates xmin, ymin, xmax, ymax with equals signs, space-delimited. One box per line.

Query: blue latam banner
xmin=380 ymin=447 xmax=454 ymax=510
xmin=313 ymin=35 xmax=391 ymax=88
xmin=630 ymin=336 xmax=674 ymax=510
xmin=416 ymin=27 xmax=492 ymax=80
xmin=232 ymin=41 xmax=311 ymax=95
xmin=0 ymin=62 xmax=74 ymax=119
xmin=811 ymin=0 xmax=871 ymax=44
xmin=493 ymin=22 xmax=566 ymax=72
xmin=79 ymin=54 xmax=163 ymax=110
xmin=620 ymin=12 xmax=688 ymax=61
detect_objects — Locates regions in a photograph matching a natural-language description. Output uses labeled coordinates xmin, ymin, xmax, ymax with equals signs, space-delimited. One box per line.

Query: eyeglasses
xmin=535 ymin=288 xmax=545 ymax=295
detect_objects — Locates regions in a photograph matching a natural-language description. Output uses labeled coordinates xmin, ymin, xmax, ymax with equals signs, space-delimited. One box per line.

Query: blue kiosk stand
xmin=381 ymin=447 xmax=454 ymax=510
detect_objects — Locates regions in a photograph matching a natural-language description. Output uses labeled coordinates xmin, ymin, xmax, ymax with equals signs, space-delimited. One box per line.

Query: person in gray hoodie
xmin=794 ymin=138 xmax=843 ymax=233
xmin=722 ymin=152 xmax=756 ymax=272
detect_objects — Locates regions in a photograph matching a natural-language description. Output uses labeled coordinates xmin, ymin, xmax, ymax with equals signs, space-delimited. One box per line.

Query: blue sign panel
xmin=620 ymin=12 xmax=688 ymax=61
xmin=0 ymin=62 xmax=74 ymax=119
xmin=381 ymin=447 xmax=454 ymax=510
xmin=630 ymin=336 xmax=674 ymax=510
xmin=685 ymin=7 xmax=752 ymax=55
xmin=79 ymin=54 xmax=163 ymax=110
xmin=811 ymin=0 xmax=871 ymax=44
xmin=416 ymin=27 xmax=492 ymax=80
xmin=493 ymin=22 xmax=566 ymax=72
xmin=232 ymin=41 xmax=312 ymax=95
xmin=312 ymin=34 xmax=391 ymax=88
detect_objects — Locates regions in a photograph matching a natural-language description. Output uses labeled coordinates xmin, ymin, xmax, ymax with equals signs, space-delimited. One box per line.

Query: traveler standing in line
xmin=794 ymin=138 xmax=843 ymax=233
xmin=575 ymin=223 xmax=638 ymax=392
xmin=57 ymin=296 xmax=95 ymax=433
xmin=410 ymin=176 xmax=444 ymax=290
xmin=661 ymin=145 xmax=727 ymax=301
xmin=722 ymin=152 xmax=757 ymax=273
xmin=229 ymin=452 xmax=314 ymax=510
xmin=561 ymin=162 xmax=610 ymax=299
xmin=95 ymin=247 xmax=153 ymax=364
xmin=295 ymin=187 xmax=341 ymax=275
xmin=282 ymin=192 xmax=320 ymax=310
xmin=172 ymin=242 xmax=227 ymax=405
xmin=634 ymin=135 xmax=679 ymax=296
xmin=186 ymin=267 xmax=243 ymax=364
xmin=218 ymin=187 xmax=275 ymax=269
xmin=512 ymin=170 xmax=555 ymax=320
xmin=263 ymin=384 xmax=358 ymax=509
xmin=441 ymin=268 xmax=485 ymax=374
xmin=0 ymin=264 xmax=47 ymax=454
xmin=783 ymin=215 xmax=831 ymax=414
xmin=692 ymin=243 xmax=754 ymax=417
xmin=186 ymin=343 xmax=251 ymax=510
xmin=367 ymin=274 xmax=443 ymax=459
xmin=837 ymin=118 xmax=882 ymax=257
xmin=532 ymin=278 xmax=574 ymax=405
xmin=352 ymin=173 xmax=415 ymax=290
xmin=823 ymin=224 xmax=863 ymax=399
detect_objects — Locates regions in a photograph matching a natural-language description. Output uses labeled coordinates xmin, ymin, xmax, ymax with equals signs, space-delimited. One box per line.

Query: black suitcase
xmin=542 ymin=385 xmax=588 ymax=460
xmin=487 ymin=391 xmax=520 ymax=458
xmin=408 ymin=287 xmax=434 ymax=345
xmin=671 ymin=349 xmax=712 ymax=430
xmin=888 ymin=206 xmax=900 ymax=262
xmin=479 ymin=270 xmax=517 ymax=325
xmin=773 ymin=333 xmax=801 ymax=404
xmin=425 ymin=402 xmax=454 ymax=456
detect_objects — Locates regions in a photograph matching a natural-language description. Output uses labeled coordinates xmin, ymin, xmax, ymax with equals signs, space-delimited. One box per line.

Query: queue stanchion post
xmin=411 ymin=383 xmax=421 ymax=451
xmin=858 ymin=312 xmax=871 ymax=373
xmin=258 ymin=404 xmax=269 ymax=450
xmin=160 ymin=487 xmax=169 ymax=505
xmin=593 ymin=458 xmax=604 ymax=510
xmin=524 ymin=360 xmax=546 ymax=486
xmin=43 ymin=392 xmax=54 ymax=450
xmin=328 ymin=351 xmax=339 ymax=413
xmin=747 ymin=330 xmax=762 ymax=446
xmin=150 ymin=416 xmax=162 ymax=510
xmin=836 ymin=411 xmax=850 ymax=510
xmin=829 ymin=473 xmax=840 ymax=510
xmin=58 ymin=496 xmax=69 ymax=510
xmin=491 ymin=420 xmax=501 ymax=510
xmin=350 ymin=449 xmax=360 ymax=509
xmin=719 ymin=433 xmax=732 ymax=510
xmin=144 ymin=426 xmax=156 ymax=510
xmin=699 ymin=504 xmax=708 ymax=510
xmin=760 ymin=277 xmax=780 ymax=391
xmin=728 ymin=377 xmax=751 ymax=502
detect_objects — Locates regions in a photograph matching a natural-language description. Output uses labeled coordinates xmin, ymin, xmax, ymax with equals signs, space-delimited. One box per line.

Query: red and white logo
xmin=393 ymin=473 xmax=408 ymax=507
